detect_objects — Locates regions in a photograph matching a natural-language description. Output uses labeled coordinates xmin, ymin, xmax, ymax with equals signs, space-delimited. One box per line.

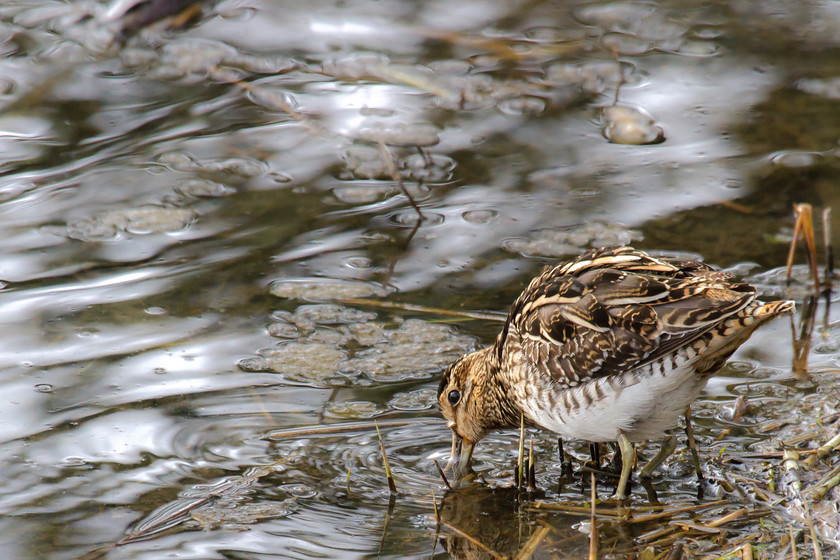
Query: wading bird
xmin=438 ymin=246 xmax=794 ymax=499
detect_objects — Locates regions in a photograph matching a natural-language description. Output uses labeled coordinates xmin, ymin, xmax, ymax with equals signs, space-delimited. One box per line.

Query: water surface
xmin=1 ymin=1 xmax=839 ymax=558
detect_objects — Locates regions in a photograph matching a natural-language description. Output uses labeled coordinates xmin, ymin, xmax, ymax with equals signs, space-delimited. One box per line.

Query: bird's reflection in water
xmin=435 ymin=485 xmax=590 ymax=559
xmin=434 ymin=478 xmax=674 ymax=559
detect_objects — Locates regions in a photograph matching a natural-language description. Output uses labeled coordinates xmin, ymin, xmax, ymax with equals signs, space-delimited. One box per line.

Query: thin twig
xmin=209 ymin=67 xmax=326 ymax=137
xmin=433 ymin=458 xmax=452 ymax=490
xmin=377 ymin=141 xmax=425 ymax=220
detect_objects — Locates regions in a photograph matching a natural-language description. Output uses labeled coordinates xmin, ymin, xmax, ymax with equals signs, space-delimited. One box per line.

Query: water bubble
xmin=344 ymin=256 xmax=372 ymax=269
xmin=497 ymin=95 xmax=547 ymax=116
xmin=145 ymin=307 xmax=166 ymax=315
xmin=175 ymin=179 xmax=236 ymax=198
xmin=771 ymin=151 xmax=821 ymax=168
xmin=462 ymin=209 xmax=499 ymax=224
xmin=270 ymin=172 xmax=293 ymax=184
xmin=34 ymin=384 xmax=53 ymax=393
xmin=388 ymin=388 xmax=437 ymax=411
xmin=391 ymin=210 xmax=443 ymax=226
xmin=356 ymin=122 xmax=440 ymax=148
xmin=325 ymin=401 xmax=381 ymax=419
xmin=331 ymin=183 xmax=393 ymax=204
xmin=601 ymin=105 xmax=665 ymax=145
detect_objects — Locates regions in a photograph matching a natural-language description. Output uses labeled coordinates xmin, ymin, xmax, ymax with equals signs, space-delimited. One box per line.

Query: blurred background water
xmin=0 ymin=1 xmax=839 ymax=558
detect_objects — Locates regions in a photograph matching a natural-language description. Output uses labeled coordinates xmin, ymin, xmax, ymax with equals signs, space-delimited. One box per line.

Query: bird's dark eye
xmin=447 ymin=390 xmax=461 ymax=406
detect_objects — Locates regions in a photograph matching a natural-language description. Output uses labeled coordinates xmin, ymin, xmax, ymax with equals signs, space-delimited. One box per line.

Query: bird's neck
xmin=472 ymin=346 xmax=522 ymax=431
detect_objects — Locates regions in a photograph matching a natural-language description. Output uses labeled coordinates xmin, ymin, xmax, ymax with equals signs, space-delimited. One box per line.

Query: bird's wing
xmin=499 ymin=246 xmax=755 ymax=386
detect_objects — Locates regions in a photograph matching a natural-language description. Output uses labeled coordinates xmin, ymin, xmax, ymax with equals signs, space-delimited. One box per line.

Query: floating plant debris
xmin=503 ymin=222 xmax=640 ymax=257
xmin=269 ymin=279 xmax=391 ymax=301
xmin=63 ymin=206 xmax=195 ymax=241
xmin=241 ymin=313 xmax=475 ymax=386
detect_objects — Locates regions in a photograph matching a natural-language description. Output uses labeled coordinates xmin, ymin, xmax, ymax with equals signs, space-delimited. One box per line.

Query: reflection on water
xmin=1 ymin=0 xmax=840 ymax=558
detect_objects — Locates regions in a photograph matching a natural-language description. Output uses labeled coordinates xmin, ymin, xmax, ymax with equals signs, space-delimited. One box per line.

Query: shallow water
xmin=1 ymin=1 xmax=840 ymax=558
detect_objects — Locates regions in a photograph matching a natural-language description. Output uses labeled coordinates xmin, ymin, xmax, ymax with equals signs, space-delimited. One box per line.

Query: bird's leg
xmin=613 ymin=432 xmax=636 ymax=500
xmin=639 ymin=432 xmax=677 ymax=478
xmin=589 ymin=442 xmax=601 ymax=467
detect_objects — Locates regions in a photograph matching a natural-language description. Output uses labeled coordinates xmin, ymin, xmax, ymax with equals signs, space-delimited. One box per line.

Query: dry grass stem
xmin=375 ymin=422 xmax=397 ymax=493
xmin=268 ymin=419 xmax=416 ymax=440
xmin=787 ymin=203 xmax=820 ymax=292
xmin=803 ymin=502 xmax=823 ymax=560
xmin=628 ymin=500 xmax=729 ymax=524
xmin=805 ymin=462 xmax=840 ymax=501
xmin=823 ymin=207 xmax=834 ymax=287
xmin=432 ymin=458 xmax=452 ymax=490
xmin=527 ymin=437 xmax=536 ymax=491
xmin=589 ymin=471 xmax=599 ymax=560
xmin=789 ymin=524 xmax=799 ymax=560
xmin=438 ymin=520 xmax=506 ymax=560
xmin=704 ymin=508 xmax=748 ymax=528
xmin=683 ymin=407 xmax=703 ymax=482
xmin=336 ymin=297 xmax=506 ymax=321
xmin=518 ymin=414 xmax=525 ymax=489
xmin=741 ymin=542 xmax=754 ymax=560
xmin=514 ymin=523 xmax=551 ymax=560
xmin=635 ymin=525 xmax=681 ymax=544
xmin=804 ymin=431 xmax=840 ymax=467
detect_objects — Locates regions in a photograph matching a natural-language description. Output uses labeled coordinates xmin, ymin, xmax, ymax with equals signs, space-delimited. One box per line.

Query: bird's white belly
xmin=525 ymin=363 xmax=708 ymax=443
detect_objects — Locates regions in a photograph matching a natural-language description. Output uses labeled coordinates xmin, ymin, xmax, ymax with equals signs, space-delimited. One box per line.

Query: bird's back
xmin=494 ymin=246 xmax=794 ymax=441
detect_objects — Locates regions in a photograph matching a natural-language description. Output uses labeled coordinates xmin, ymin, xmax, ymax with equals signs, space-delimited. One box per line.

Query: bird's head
xmin=437 ymin=347 xmax=501 ymax=481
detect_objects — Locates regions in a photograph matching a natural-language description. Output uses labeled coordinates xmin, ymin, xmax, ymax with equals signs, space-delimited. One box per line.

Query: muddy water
xmin=1 ymin=1 xmax=839 ymax=559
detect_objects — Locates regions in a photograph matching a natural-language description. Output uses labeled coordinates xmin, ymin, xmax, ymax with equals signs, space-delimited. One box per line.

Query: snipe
xmin=438 ymin=246 xmax=794 ymax=499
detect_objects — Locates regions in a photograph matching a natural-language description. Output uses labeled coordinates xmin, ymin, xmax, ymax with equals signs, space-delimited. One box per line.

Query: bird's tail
xmin=754 ymin=300 xmax=796 ymax=318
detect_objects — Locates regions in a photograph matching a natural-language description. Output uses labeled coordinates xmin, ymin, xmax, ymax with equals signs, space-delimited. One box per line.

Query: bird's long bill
xmin=445 ymin=429 xmax=475 ymax=482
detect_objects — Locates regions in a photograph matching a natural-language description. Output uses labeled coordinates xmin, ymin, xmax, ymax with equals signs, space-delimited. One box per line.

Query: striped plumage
xmin=438 ymin=246 xmax=794 ymax=498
